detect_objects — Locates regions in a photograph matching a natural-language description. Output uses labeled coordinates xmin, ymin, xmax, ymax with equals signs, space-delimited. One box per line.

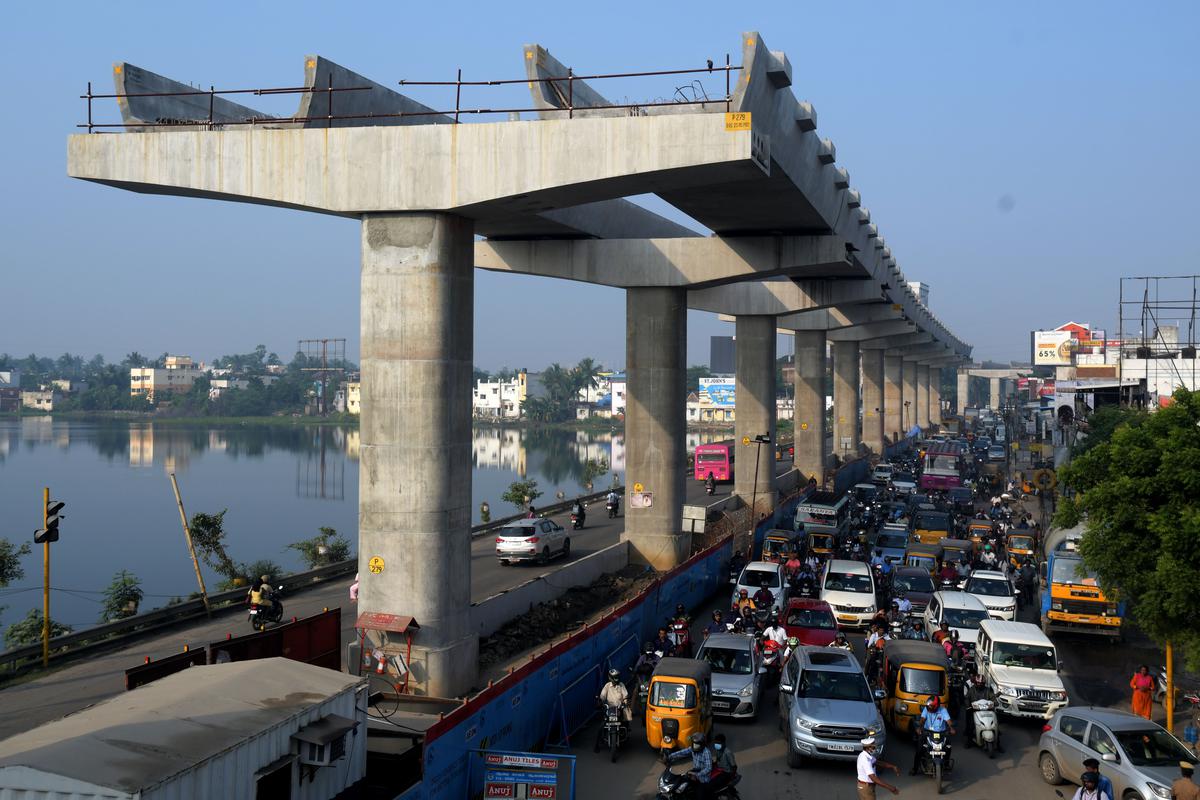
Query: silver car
xmin=695 ymin=632 xmax=761 ymax=719
xmin=1038 ymin=706 xmax=1198 ymax=800
xmin=778 ymin=646 xmax=886 ymax=766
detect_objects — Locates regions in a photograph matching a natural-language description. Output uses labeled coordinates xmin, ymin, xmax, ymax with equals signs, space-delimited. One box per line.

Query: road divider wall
xmin=470 ymin=542 xmax=630 ymax=637
xmin=406 ymin=493 xmax=807 ymax=800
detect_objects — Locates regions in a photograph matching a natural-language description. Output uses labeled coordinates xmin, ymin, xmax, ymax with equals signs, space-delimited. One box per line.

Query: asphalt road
xmin=0 ymin=469 xmax=778 ymax=740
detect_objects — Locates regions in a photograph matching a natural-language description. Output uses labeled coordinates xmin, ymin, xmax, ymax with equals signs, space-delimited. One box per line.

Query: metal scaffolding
xmin=1118 ymin=275 xmax=1200 ymax=404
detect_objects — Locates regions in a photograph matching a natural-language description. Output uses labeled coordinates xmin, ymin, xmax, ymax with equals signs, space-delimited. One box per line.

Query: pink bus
xmin=694 ymin=443 xmax=734 ymax=481
xmin=919 ymin=441 xmax=966 ymax=491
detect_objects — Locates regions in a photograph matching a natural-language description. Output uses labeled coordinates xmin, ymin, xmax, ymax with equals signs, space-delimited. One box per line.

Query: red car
xmin=782 ymin=598 xmax=839 ymax=646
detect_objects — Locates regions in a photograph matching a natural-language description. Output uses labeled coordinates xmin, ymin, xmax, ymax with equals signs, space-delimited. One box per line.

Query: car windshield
xmin=878 ymin=533 xmax=908 ymax=550
xmin=991 ymin=641 xmax=1056 ymax=670
xmin=915 ymin=513 xmax=950 ymax=531
xmin=893 ymin=573 xmax=935 ymax=593
xmin=965 ymin=577 xmax=1011 ymax=597
xmin=1051 ymin=558 xmax=1100 ymax=587
xmin=901 ymin=667 xmax=946 ymax=695
xmin=787 ymin=608 xmax=836 ymax=629
xmin=943 ymin=608 xmax=989 ymax=628
xmin=855 ymin=486 xmax=878 ymax=501
xmin=700 ymin=646 xmax=753 ymax=675
xmin=741 ymin=569 xmax=780 ymax=588
xmin=697 ymin=452 xmax=727 ymax=463
xmin=651 ymin=681 xmax=697 ymax=709
xmin=825 ymin=572 xmax=873 ymax=593
xmin=950 ymin=489 xmax=973 ymax=501
xmin=799 ymin=670 xmax=872 ymax=702
xmin=1114 ymin=728 xmax=1195 ymax=767
xmin=497 ymin=525 xmax=535 ymax=538
xmin=894 ymin=473 xmax=915 ymax=484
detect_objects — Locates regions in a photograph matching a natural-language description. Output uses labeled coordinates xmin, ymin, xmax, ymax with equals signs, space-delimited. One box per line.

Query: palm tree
xmin=572 ymin=357 xmax=603 ymax=400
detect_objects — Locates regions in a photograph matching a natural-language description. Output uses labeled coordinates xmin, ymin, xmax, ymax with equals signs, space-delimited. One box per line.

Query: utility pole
xmin=170 ymin=473 xmax=211 ymax=616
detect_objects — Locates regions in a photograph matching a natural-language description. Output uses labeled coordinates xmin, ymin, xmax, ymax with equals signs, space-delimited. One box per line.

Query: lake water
xmin=0 ymin=417 xmax=726 ymax=633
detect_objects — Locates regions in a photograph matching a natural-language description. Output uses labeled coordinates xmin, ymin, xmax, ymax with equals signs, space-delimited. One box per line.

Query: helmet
xmin=786 ymin=636 xmax=799 ymax=648
xmin=643 ymin=641 xmax=654 ymax=654
xmin=926 ymin=695 xmax=940 ymax=709
xmin=690 ymin=732 xmax=706 ymax=750
xmin=260 ymin=575 xmax=270 ymax=583
xmin=835 ymin=631 xmax=847 ymax=641
xmin=607 ymin=668 xmax=621 ymax=683
xmin=711 ymin=609 xmax=722 ymax=620
xmin=739 ymin=588 xmax=749 ymax=597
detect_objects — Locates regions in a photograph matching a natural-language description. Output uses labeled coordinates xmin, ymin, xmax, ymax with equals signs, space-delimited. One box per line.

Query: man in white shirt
xmin=856 ymin=736 xmax=900 ymax=798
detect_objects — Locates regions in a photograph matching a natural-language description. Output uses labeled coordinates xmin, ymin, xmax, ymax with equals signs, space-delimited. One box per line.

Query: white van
xmin=820 ymin=559 xmax=877 ymax=628
xmin=923 ymin=591 xmax=989 ymax=651
xmin=976 ymin=619 xmax=1068 ymax=719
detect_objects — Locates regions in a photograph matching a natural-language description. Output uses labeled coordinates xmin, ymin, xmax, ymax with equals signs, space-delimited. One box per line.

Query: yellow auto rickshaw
xmin=966 ymin=521 xmax=993 ymax=547
xmin=880 ymin=640 xmax=951 ymax=734
xmin=1006 ymin=531 xmax=1036 ymax=567
xmin=939 ymin=538 xmax=974 ymax=567
xmin=910 ymin=510 xmax=953 ymax=546
xmin=646 ymin=657 xmax=713 ymax=759
xmin=904 ymin=543 xmax=943 ymax=577
xmin=762 ymin=530 xmax=799 ymax=563
xmin=806 ymin=530 xmax=836 ymax=560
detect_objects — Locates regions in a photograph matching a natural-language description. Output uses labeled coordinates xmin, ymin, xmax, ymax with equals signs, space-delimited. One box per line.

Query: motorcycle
xmin=758 ymin=636 xmax=784 ymax=677
xmin=965 ymin=698 xmax=1000 ymax=758
xmin=655 ymin=764 xmax=741 ymax=799
xmin=668 ymin=619 xmax=692 ymax=658
xmin=727 ymin=552 xmax=747 ymax=585
xmin=596 ymin=702 xmax=629 ymax=762
xmin=247 ymin=585 xmax=284 ymax=631
xmin=571 ymin=507 xmax=586 ymax=530
xmin=917 ymin=728 xmax=954 ymax=795
xmin=607 ymin=497 xmax=620 ymax=518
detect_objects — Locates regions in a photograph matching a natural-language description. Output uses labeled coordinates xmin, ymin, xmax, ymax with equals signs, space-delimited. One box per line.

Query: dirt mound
xmin=478 ymin=565 xmax=657 ymax=671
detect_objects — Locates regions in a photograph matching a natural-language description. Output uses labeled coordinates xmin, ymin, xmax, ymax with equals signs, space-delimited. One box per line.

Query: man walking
xmin=856 ymin=736 xmax=900 ymax=797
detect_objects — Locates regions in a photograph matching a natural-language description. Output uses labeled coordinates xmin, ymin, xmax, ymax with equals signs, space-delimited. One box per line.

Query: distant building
xmin=609 ymin=374 xmax=627 ymax=416
xmin=346 ymin=382 xmax=361 ymax=415
xmin=0 ymin=370 xmax=20 ymax=413
xmin=130 ymin=355 xmax=203 ymax=402
xmin=471 ymin=371 xmax=546 ymax=419
xmin=710 ymin=336 xmax=736 ymax=374
xmin=907 ymin=281 xmax=930 ymax=306
xmin=21 ymin=390 xmax=60 ymax=412
xmin=51 ymin=378 xmax=87 ymax=394
xmin=208 ymin=378 xmax=250 ymax=399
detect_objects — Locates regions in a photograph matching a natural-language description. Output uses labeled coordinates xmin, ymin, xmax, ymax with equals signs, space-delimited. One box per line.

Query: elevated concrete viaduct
xmin=69 ymin=32 xmax=970 ymax=696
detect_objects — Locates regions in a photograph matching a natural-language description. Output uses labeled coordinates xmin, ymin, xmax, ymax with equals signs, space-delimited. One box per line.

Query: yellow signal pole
xmin=1167 ymin=641 xmax=1175 ymax=734
xmin=41 ymin=486 xmax=49 ymax=668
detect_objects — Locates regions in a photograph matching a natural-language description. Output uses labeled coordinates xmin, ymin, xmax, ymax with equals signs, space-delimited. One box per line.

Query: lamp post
xmin=749 ymin=433 xmax=771 ymax=541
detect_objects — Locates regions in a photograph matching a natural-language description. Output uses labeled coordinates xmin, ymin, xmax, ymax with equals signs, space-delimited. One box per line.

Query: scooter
xmin=668 ymin=619 xmax=692 ymax=658
xmin=607 ymin=497 xmax=620 ymax=518
xmin=758 ymin=636 xmax=784 ymax=677
xmin=247 ymin=585 xmax=284 ymax=632
xmin=965 ymin=698 xmax=1000 ymax=758
xmin=571 ymin=507 xmax=586 ymax=530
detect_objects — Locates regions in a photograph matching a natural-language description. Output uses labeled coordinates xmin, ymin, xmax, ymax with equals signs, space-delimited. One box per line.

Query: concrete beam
xmin=897 ymin=343 xmax=952 ymax=360
xmin=475 ymin=234 xmax=855 ymax=289
xmin=776 ymin=303 xmax=899 ymax=331
xmin=827 ymin=320 xmax=915 ymax=342
xmin=867 ymin=332 xmax=934 ymax=351
xmin=689 ymin=279 xmax=883 ymax=316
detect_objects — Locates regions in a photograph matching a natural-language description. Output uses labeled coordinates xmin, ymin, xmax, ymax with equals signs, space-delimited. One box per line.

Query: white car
xmin=820 ymin=559 xmax=877 ymax=628
xmin=495 ymin=518 xmax=570 ymax=565
xmin=963 ymin=570 xmax=1017 ymax=620
xmin=923 ymin=591 xmax=989 ymax=651
xmin=890 ymin=472 xmax=917 ymax=495
xmin=871 ymin=463 xmax=894 ymax=485
xmin=731 ymin=561 xmax=786 ymax=616
xmin=976 ymin=619 xmax=1068 ymax=719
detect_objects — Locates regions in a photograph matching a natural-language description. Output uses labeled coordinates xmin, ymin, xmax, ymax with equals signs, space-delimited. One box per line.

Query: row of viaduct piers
xmin=68 ymin=33 xmax=972 ymax=695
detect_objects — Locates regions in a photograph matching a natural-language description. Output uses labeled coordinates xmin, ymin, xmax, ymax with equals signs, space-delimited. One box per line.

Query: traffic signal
xmin=35 ymin=499 xmax=65 ymax=544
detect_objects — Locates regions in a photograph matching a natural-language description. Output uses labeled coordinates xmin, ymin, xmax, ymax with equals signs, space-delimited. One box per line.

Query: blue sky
xmin=2 ymin=2 xmax=1197 ymax=369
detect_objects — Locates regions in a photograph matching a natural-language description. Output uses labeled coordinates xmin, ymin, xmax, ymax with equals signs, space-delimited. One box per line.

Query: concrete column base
xmin=407 ymin=634 xmax=480 ymax=698
xmin=620 ymin=531 xmax=691 ymax=571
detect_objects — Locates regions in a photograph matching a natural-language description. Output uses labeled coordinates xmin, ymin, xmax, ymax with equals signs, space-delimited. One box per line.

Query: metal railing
xmin=79 ymin=58 xmax=742 ymax=133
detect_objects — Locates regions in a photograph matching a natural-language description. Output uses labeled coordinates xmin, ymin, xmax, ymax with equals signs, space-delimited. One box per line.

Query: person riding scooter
xmin=705 ymin=472 xmax=717 ymax=496
xmin=828 ymin=630 xmax=853 ymax=650
xmin=606 ymin=489 xmax=620 ymax=518
xmin=571 ymin=499 xmax=586 ymax=530
xmin=962 ymin=672 xmax=1003 ymax=753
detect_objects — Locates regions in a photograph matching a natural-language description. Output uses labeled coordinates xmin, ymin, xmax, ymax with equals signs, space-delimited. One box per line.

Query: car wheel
xmin=1122 ymin=792 xmax=1145 ymax=800
xmin=541 ymin=546 xmax=551 ymax=565
xmin=786 ymin=744 xmax=805 ymax=768
xmin=1038 ymin=752 xmax=1063 ymax=785
xmin=562 ymin=538 xmax=571 ymax=559
xmin=499 ymin=559 xmax=509 ymax=566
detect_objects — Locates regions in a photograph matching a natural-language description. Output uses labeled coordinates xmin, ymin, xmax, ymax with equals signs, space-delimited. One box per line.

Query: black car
xmin=948 ymin=487 xmax=975 ymax=515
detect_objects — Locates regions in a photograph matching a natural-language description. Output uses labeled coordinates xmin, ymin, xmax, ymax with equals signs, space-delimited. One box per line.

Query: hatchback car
xmin=495 ymin=518 xmax=570 ymax=565
xmin=888 ymin=566 xmax=936 ymax=616
xmin=696 ymin=632 xmax=761 ymax=719
xmin=874 ymin=527 xmax=909 ymax=565
xmin=891 ymin=472 xmax=918 ymax=495
xmin=963 ymin=569 xmax=1017 ymax=620
xmin=783 ymin=599 xmax=838 ymax=646
xmin=988 ymin=445 xmax=1007 ymax=462
xmin=871 ymin=463 xmax=894 ymax=485
xmin=731 ymin=561 xmax=786 ymax=616
xmin=1038 ymin=706 xmax=1198 ymax=800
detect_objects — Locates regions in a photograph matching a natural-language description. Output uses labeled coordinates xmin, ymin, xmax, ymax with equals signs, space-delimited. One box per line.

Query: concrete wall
xmin=470 ymin=542 xmax=630 ymax=638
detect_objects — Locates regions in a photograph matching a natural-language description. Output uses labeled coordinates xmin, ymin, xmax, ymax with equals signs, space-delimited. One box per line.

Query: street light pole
xmin=748 ymin=433 xmax=771 ymax=553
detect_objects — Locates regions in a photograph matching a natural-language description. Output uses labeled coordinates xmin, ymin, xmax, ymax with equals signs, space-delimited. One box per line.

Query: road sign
xmin=800 ymin=422 xmax=809 ymax=431
xmin=632 ymin=482 xmax=644 ymax=493
xmin=724 ymin=111 xmax=751 ymax=131
xmin=368 ymin=556 xmax=385 ymax=574
xmin=741 ymin=435 xmax=751 ymax=446
xmin=1034 ymin=469 xmax=1057 ymax=490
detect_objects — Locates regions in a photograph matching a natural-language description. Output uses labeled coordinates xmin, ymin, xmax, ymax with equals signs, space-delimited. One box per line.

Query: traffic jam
xmin=587 ymin=414 xmax=1198 ymax=799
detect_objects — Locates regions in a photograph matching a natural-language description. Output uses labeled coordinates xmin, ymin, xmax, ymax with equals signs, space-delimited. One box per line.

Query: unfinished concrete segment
xmin=622 ymin=288 xmax=688 ymax=570
xmin=861 ymin=348 xmax=886 ymax=454
xmin=884 ymin=355 xmax=904 ymax=443
xmin=734 ymin=316 xmax=777 ymax=516
xmin=833 ymin=341 xmax=861 ymax=458
xmin=929 ymin=366 xmax=943 ymax=424
xmin=359 ymin=213 xmax=477 ymax=696
xmin=793 ymin=331 xmax=828 ymax=483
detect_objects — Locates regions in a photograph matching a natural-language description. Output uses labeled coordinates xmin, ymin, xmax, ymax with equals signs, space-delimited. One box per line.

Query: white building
xmin=208 ymin=377 xmax=250 ymax=399
xmin=0 ymin=658 xmax=366 ymax=800
xmin=472 ymin=371 xmax=544 ymax=419
xmin=130 ymin=355 xmax=204 ymax=402
xmin=20 ymin=390 xmax=60 ymax=412
xmin=609 ymin=375 xmax=627 ymax=416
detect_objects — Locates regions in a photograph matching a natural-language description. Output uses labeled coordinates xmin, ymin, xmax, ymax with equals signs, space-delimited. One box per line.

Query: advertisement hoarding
xmin=698 ymin=377 xmax=735 ymax=408
xmin=1033 ymin=330 xmax=1074 ymax=365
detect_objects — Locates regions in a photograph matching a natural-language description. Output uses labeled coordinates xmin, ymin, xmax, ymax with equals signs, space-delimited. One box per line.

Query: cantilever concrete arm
xmin=688 ymin=279 xmax=883 ymax=316
xmin=474 ymin=235 xmax=852 ymax=289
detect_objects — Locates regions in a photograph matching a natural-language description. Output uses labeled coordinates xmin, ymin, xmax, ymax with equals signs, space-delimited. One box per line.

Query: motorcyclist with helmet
xmin=635 ymin=642 xmax=662 ymax=679
xmin=828 ymin=630 xmax=853 ymax=650
xmin=247 ymin=574 xmax=277 ymax=614
xmin=596 ymin=668 xmax=631 ymax=751
xmin=943 ymin=629 xmax=969 ymax=665
xmin=734 ymin=588 xmax=755 ymax=614
xmin=903 ymin=619 xmax=927 ymax=640
xmin=666 ymin=732 xmax=716 ymax=796
xmin=703 ymin=610 xmax=727 ymax=639
xmin=911 ymin=695 xmax=954 ymax=775
xmin=962 ymin=671 xmax=1004 ymax=752
xmin=751 ymin=584 xmax=776 ymax=612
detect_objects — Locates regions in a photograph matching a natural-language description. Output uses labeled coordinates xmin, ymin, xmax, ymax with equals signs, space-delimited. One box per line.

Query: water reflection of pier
xmin=296 ymin=426 xmax=346 ymax=501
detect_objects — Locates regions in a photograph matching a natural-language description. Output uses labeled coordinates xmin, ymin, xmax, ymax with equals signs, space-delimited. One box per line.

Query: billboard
xmin=1033 ymin=330 xmax=1074 ymax=365
xmin=698 ymin=377 xmax=735 ymax=408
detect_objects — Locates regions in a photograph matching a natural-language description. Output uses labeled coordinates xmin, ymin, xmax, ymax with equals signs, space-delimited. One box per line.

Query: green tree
xmin=572 ymin=358 xmax=603 ymax=396
xmin=100 ymin=570 xmax=144 ymax=622
xmin=189 ymin=509 xmax=239 ymax=580
xmin=522 ymin=396 xmax=556 ymax=423
xmin=219 ymin=558 xmax=285 ymax=591
xmin=5 ymin=608 xmax=72 ymax=648
xmin=502 ymin=479 xmax=543 ymax=511
xmin=579 ymin=457 xmax=609 ymax=490
xmin=1062 ymin=389 xmax=1200 ymax=668
xmin=0 ymin=539 xmax=31 ymax=587
xmin=288 ymin=526 xmax=353 ymax=569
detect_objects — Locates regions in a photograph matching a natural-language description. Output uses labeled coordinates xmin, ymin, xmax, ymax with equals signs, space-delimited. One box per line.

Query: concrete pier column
xmin=358 ymin=212 xmax=477 ymax=697
xmin=734 ymin=315 xmax=777 ymax=518
xmin=861 ymin=349 xmax=885 ymax=454
xmin=884 ymin=355 xmax=903 ymax=444
xmin=989 ymin=377 xmax=1001 ymax=410
xmin=623 ymin=287 xmax=688 ymax=569
xmin=833 ymin=341 xmax=861 ymax=460
xmin=916 ymin=364 xmax=930 ymax=429
xmin=957 ymin=370 xmax=970 ymax=413
xmin=794 ymin=331 xmax=828 ymax=485
xmin=902 ymin=361 xmax=917 ymax=436
xmin=929 ymin=367 xmax=942 ymax=428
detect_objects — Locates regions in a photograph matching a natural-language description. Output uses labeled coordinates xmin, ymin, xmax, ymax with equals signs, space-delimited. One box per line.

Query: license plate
xmin=837 ymin=615 xmax=856 ymax=622
xmin=249 ymin=609 xmax=257 ymax=615
xmin=826 ymin=743 xmax=857 ymax=752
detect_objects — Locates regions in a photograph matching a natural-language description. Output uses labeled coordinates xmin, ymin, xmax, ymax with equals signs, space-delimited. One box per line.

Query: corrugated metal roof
xmin=0 ymin=658 xmax=363 ymax=795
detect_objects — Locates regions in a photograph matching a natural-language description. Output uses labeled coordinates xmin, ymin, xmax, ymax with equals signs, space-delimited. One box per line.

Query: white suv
xmin=963 ymin=570 xmax=1018 ymax=620
xmin=977 ymin=619 xmax=1068 ymax=719
xmin=820 ymin=559 xmax=877 ymax=628
xmin=495 ymin=518 xmax=570 ymax=565
xmin=923 ymin=591 xmax=989 ymax=652
xmin=871 ymin=463 xmax=894 ymax=485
